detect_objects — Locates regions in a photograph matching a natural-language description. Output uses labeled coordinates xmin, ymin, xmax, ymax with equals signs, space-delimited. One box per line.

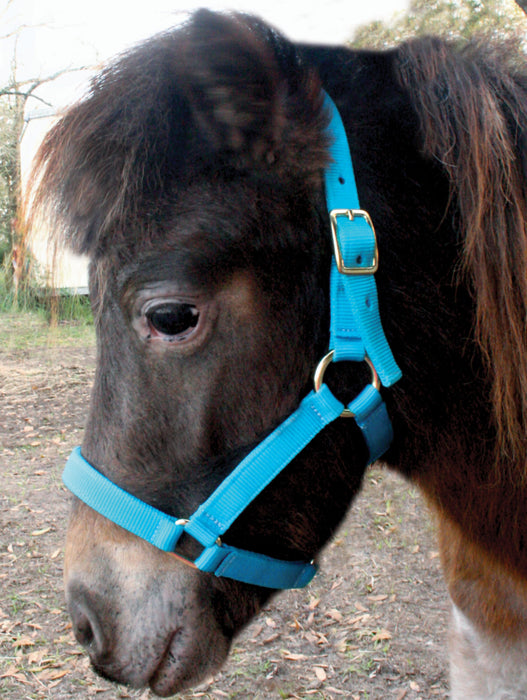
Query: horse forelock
xmin=26 ymin=11 xmax=328 ymax=267
xmin=397 ymin=36 xmax=527 ymax=469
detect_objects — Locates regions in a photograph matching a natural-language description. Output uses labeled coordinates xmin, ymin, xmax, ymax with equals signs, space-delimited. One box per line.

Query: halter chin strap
xmin=62 ymin=92 xmax=401 ymax=590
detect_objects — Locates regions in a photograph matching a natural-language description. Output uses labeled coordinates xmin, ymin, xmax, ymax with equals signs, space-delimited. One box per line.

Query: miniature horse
xmin=30 ymin=10 xmax=527 ymax=698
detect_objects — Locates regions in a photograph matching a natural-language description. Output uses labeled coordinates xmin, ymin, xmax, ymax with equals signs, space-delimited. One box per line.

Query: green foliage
xmin=52 ymin=291 xmax=93 ymax=324
xmin=0 ymin=262 xmax=93 ymax=323
xmin=351 ymin=0 xmax=527 ymax=48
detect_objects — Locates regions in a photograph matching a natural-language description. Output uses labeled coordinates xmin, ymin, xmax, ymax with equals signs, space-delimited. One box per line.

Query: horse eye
xmin=146 ymin=302 xmax=199 ymax=340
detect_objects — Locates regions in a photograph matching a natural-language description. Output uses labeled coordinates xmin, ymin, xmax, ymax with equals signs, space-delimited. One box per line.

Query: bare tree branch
xmin=0 ymin=23 xmax=48 ymax=41
xmin=0 ymin=0 xmax=16 ymax=20
xmin=16 ymin=64 xmax=95 ymax=90
xmin=1 ymin=65 xmax=96 ymax=104
xmin=0 ymin=89 xmax=53 ymax=107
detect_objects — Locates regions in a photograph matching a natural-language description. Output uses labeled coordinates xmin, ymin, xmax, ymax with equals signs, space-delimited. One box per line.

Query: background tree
xmin=0 ymin=66 xmax=87 ymax=298
xmin=0 ymin=0 xmax=93 ymax=301
xmin=0 ymin=95 xmax=17 ymax=268
xmin=352 ymin=0 xmax=527 ymax=48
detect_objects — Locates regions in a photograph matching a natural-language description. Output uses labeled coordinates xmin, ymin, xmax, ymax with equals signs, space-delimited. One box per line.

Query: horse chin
xmin=147 ymin=627 xmax=230 ymax=697
xmin=86 ymin=609 xmax=231 ymax=697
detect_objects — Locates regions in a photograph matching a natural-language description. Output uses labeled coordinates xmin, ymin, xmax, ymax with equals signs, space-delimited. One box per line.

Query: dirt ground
xmin=0 ymin=313 xmax=449 ymax=699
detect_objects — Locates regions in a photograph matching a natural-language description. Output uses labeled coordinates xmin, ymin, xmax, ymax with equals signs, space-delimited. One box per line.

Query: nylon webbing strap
xmin=185 ymin=385 xmax=343 ymax=547
xmin=64 ymin=446 xmax=317 ymax=588
xmin=63 ymin=385 xmax=344 ymax=589
xmin=63 ymin=447 xmax=185 ymax=551
xmin=324 ymin=93 xmax=402 ymax=387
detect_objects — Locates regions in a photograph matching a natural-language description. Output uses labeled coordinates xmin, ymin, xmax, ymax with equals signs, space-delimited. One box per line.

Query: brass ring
xmin=313 ymin=350 xmax=380 ymax=418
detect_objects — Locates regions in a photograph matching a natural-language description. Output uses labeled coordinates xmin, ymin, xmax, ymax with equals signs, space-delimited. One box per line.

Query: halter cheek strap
xmin=62 ymin=92 xmax=401 ymax=590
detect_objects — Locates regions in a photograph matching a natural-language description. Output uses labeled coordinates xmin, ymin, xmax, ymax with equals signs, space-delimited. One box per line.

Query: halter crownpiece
xmin=62 ymin=92 xmax=401 ymax=590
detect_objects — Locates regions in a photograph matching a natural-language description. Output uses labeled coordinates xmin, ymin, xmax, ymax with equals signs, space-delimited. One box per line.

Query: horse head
xmin=29 ymin=9 xmax=527 ymax=698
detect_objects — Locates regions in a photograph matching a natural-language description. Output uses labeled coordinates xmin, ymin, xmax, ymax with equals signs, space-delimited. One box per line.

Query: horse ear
xmin=182 ymin=10 xmax=328 ymax=177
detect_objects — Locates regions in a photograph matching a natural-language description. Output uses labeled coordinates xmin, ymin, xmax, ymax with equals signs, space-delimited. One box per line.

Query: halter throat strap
xmin=62 ymin=92 xmax=401 ymax=590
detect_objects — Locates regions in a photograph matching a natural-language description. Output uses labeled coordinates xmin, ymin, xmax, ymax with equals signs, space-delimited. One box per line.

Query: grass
xmin=0 ymin=310 xmax=95 ymax=351
xmin=0 ymin=267 xmax=94 ymax=340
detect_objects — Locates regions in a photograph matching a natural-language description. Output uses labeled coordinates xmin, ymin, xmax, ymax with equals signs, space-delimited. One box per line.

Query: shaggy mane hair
xmin=398 ymin=37 xmax=527 ymax=466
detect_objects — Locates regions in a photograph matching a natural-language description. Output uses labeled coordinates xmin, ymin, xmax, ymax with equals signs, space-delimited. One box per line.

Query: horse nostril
xmin=67 ymin=585 xmax=108 ymax=661
xmin=73 ymin=607 xmax=95 ymax=647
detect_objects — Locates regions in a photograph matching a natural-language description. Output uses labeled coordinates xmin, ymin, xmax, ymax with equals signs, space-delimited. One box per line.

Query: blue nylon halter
xmin=62 ymin=92 xmax=401 ymax=590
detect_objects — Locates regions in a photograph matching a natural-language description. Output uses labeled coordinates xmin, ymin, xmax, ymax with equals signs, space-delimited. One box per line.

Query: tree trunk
xmin=9 ymin=91 xmax=28 ymax=304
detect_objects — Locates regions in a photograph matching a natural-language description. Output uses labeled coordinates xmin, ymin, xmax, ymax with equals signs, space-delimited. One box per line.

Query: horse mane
xmin=397 ymin=36 xmax=527 ymax=466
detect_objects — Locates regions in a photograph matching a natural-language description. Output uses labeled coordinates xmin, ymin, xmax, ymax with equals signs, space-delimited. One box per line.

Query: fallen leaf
xmin=27 ymin=648 xmax=47 ymax=664
xmin=314 ymin=666 xmax=327 ymax=681
xmin=315 ymin=632 xmax=329 ymax=645
xmin=13 ymin=636 xmax=35 ymax=648
xmin=49 ymin=669 xmax=69 ymax=681
xmin=372 ymin=628 xmax=392 ymax=642
xmin=249 ymin=624 xmax=263 ymax=640
xmin=0 ymin=665 xmax=18 ymax=679
xmin=282 ymin=651 xmax=308 ymax=661
xmin=31 ymin=527 xmax=51 ymax=537
xmin=326 ymin=608 xmax=343 ymax=622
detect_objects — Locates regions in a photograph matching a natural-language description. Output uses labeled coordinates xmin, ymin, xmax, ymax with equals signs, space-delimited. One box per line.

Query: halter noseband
xmin=62 ymin=93 xmax=401 ymax=590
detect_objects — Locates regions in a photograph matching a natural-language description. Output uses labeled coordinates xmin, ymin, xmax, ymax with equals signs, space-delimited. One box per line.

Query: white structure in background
xmin=22 ymin=109 xmax=89 ymax=294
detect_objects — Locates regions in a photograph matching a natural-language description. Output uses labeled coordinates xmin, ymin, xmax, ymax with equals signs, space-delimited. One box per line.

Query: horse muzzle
xmin=64 ymin=502 xmax=233 ymax=695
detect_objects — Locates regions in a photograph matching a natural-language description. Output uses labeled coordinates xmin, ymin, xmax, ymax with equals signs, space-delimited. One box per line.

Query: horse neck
xmin=306 ymin=41 xmax=527 ymax=579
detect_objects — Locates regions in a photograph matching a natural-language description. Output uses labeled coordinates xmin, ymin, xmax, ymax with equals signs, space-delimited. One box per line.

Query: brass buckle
xmin=329 ymin=209 xmax=378 ymax=275
xmin=313 ymin=350 xmax=380 ymax=418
